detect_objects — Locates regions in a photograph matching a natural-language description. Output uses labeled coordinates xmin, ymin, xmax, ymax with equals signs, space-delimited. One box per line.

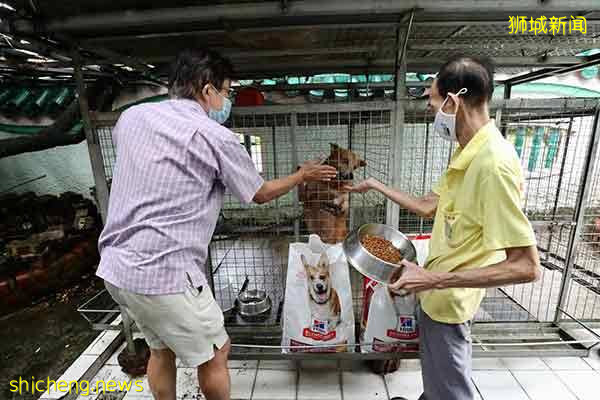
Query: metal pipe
xmin=348 ymin=121 xmax=354 ymax=230
xmin=271 ymin=124 xmax=281 ymax=235
xmin=412 ymin=39 xmax=600 ymax=52
xmin=546 ymin=118 xmax=574 ymax=257
xmin=239 ymin=82 xmax=396 ymax=92
xmin=419 ymin=122 xmax=430 ymax=234
xmin=290 ymin=112 xmax=300 ymax=241
xmin=500 ymin=84 xmax=511 ymax=137
xmin=399 ymin=11 xmax=415 ymax=73
xmin=0 ymin=174 xmax=46 ymax=195
xmin=387 ymin=10 xmax=413 ymax=230
xmin=551 ymin=118 xmax=573 ymax=219
xmin=80 ymin=22 xmax=400 ymax=43
xmin=143 ymin=56 xmax=583 ymax=71
xmin=65 ymin=18 xmax=600 ymax=42
xmin=120 ymin=307 xmax=136 ymax=353
xmin=91 ymin=98 xmax=600 ymax=125
xmin=224 ymin=46 xmax=384 ymax=59
xmin=507 ymin=53 xmax=600 ymax=86
xmin=73 ymin=49 xmax=110 ymax=222
xmin=229 ymin=339 xmax=598 ymax=350
xmin=553 ymin=106 xmax=600 ymax=324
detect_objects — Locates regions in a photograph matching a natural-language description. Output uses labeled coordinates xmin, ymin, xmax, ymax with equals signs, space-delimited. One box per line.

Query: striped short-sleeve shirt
xmin=96 ymin=99 xmax=264 ymax=294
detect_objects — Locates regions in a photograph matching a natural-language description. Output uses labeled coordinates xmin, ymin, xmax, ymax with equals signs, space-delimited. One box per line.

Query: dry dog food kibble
xmin=361 ymin=235 xmax=403 ymax=264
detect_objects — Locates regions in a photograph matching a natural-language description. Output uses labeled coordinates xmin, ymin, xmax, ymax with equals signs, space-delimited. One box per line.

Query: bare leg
xmin=147 ymin=348 xmax=177 ymax=400
xmin=197 ymin=340 xmax=231 ymax=400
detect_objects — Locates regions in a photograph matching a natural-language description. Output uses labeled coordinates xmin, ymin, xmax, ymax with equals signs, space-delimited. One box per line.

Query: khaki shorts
xmin=105 ymin=280 xmax=229 ymax=367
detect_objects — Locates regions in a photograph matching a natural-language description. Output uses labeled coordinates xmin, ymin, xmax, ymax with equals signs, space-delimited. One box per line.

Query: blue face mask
xmin=207 ymin=85 xmax=232 ymax=124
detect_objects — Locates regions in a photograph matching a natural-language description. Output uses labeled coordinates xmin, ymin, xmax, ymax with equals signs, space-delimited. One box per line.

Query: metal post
xmin=386 ymin=10 xmax=414 ymax=229
xmin=272 ymin=124 xmax=281 ymax=235
xmin=419 ymin=122 xmax=430 ymax=234
xmin=546 ymin=118 xmax=573 ymax=261
xmin=553 ymin=106 xmax=600 ymax=324
xmin=551 ymin=119 xmax=573 ymax=218
xmin=495 ymin=108 xmax=503 ymax=130
xmin=504 ymin=83 xmax=512 ymax=99
xmin=500 ymin=84 xmax=511 ymax=137
xmin=120 ymin=306 xmax=136 ymax=353
xmin=348 ymin=121 xmax=354 ymax=230
xmin=290 ymin=112 xmax=300 ymax=241
xmin=72 ymin=49 xmax=110 ymax=223
xmin=243 ymin=134 xmax=253 ymax=155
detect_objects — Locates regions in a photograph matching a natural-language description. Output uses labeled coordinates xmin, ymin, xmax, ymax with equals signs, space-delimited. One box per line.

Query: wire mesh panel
xmin=560 ymin=108 xmax=600 ymax=324
xmin=219 ymin=105 xmax=393 ymax=324
xmin=212 ymin=113 xmax=293 ymax=327
xmin=96 ymin=125 xmax=116 ymax=187
xmin=500 ymin=102 xmax=599 ymax=323
xmin=401 ymin=107 xmax=455 ymax=234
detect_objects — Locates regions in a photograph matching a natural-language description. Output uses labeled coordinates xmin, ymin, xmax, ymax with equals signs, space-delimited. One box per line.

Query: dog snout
xmin=316 ymin=283 xmax=325 ymax=292
xmin=337 ymin=171 xmax=354 ymax=181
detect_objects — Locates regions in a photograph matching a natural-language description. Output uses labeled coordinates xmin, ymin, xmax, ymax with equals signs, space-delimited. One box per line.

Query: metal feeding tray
xmin=236 ymin=289 xmax=272 ymax=319
xmin=77 ymin=289 xmax=121 ymax=331
xmin=343 ymin=223 xmax=417 ymax=284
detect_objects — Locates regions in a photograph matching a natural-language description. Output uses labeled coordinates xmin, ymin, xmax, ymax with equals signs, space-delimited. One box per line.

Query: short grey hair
xmin=168 ymin=49 xmax=233 ymax=100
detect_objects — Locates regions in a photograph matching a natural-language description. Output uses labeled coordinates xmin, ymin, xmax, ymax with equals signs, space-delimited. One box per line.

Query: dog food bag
xmin=360 ymin=235 xmax=430 ymax=353
xmin=282 ymin=234 xmax=355 ymax=353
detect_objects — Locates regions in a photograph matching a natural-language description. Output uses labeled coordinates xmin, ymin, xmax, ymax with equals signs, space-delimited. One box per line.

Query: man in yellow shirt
xmin=347 ymin=56 xmax=540 ymax=400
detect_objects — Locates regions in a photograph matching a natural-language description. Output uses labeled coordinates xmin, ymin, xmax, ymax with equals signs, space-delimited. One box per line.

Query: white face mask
xmin=432 ymin=88 xmax=468 ymax=142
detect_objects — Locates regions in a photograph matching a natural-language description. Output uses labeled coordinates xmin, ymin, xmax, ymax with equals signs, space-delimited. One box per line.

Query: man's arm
xmin=345 ymin=178 xmax=438 ymax=218
xmin=390 ymin=245 xmax=541 ymax=293
xmin=253 ymin=162 xmax=336 ymax=204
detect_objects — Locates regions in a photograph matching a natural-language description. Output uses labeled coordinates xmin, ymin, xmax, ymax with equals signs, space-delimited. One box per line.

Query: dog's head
xmin=324 ymin=143 xmax=366 ymax=183
xmin=301 ymin=252 xmax=332 ymax=304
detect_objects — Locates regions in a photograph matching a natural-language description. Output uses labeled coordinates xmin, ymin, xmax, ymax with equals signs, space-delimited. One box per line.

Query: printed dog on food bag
xmin=301 ymin=252 xmax=341 ymax=332
xmin=298 ymin=143 xmax=366 ymax=244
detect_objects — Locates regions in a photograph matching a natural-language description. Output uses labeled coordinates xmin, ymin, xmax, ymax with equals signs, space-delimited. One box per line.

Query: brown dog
xmin=299 ymin=143 xmax=366 ymax=244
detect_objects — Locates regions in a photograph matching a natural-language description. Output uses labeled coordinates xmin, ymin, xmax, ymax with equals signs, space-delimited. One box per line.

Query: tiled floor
xmin=40 ymin=329 xmax=600 ymax=400
xmin=110 ymin=355 xmax=600 ymax=400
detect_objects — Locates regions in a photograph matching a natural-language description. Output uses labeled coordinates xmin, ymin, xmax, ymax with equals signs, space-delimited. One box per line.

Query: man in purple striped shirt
xmin=97 ymin=49 xmax=336 ymax=400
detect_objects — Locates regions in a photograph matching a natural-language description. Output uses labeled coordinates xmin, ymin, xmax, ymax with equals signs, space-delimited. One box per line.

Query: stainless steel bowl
xmin=235 ymin=289 xmax=272 ymax=318
xmin=343 ymin=223 xmax=417 ymax=284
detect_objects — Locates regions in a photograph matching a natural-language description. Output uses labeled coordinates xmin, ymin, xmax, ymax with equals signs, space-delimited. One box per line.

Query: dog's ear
xmin=329 ymin=143 xmax=339 ymax=151
xmin=318 ymin=252 xmax=330 ymax=268
xmin=358 ymin=158 xmax=366 ymax=167
xmin=301 ymin=254 xmax=310 ymax=270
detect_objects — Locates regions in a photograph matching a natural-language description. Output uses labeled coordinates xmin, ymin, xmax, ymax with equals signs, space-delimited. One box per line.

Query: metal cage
xmin=87 ymin=97 xmax=600 ymax=358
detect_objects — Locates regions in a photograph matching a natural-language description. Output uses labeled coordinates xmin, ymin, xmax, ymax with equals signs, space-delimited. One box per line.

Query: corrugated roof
xmin=4 ymin=1 xmax=600 ymax=81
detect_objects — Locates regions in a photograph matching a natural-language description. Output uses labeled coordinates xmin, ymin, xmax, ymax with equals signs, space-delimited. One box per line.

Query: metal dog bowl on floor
xmin=343 ymin=223 xmax=417 ymax=285
xmin=236 ymin=289 xmax=272 ymax=318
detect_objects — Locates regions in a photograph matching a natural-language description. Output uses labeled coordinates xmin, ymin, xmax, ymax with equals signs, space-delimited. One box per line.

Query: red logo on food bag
xmin=303 ymin=327 xmax=337 ymax=341
xmin=386 ymin=316 xmax=418 ymax=340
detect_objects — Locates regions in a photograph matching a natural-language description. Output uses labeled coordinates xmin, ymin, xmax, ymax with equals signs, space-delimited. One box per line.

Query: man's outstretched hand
xmin=342 ymin=177 xmax=380 ymax=193
xmin=298 ymin=160 xmax=337 ymax=182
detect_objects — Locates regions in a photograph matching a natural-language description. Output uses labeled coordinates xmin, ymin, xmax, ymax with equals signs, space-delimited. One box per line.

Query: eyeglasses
xmin=209 ymin=84 xmax=234 ymax=99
